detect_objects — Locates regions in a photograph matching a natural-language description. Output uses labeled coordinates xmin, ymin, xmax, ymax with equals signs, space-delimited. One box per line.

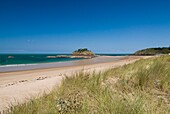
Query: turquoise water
xmin=0 ymin=54 xmax=130 ymax=66
xmin=0 ymin=54 xmax=83 ymax=65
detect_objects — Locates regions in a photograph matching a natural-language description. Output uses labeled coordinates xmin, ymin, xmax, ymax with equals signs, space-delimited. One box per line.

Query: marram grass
xmin=5 ymin=55 xmax=170 ymax=114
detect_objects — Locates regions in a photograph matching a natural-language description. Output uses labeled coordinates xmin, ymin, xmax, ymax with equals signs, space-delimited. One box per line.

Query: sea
xmin=0 ymin=54 xmax=129 ymax=66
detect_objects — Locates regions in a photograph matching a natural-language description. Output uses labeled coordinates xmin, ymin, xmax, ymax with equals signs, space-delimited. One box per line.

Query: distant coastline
xmin=134 ymin=47 xmax=170 ymax=55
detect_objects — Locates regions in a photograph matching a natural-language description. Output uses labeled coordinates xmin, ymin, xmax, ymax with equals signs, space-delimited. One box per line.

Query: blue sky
xmin=0 ymin=0 xmax=170 ymax=53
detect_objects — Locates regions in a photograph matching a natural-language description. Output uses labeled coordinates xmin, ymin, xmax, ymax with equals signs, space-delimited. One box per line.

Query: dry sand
xmin=0 ymin=56 xmax=152 ymax=111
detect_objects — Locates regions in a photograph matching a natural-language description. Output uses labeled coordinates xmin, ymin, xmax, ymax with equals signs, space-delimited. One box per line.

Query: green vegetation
xmin=134 ymin=47 xmax=170 ymax=55
xmin=72 ymin=48 xmax=95 ymax=56
xmin=6 ymin=55 xmax=170 ymax=114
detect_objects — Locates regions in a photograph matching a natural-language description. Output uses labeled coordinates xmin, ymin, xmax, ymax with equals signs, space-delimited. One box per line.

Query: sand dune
xmin=0 ymin=56 xmax=152 ymax=111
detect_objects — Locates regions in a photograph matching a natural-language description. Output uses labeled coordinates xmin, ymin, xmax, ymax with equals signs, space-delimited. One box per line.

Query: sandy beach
xmin=0 ymin=56 xmax=152 ymax=112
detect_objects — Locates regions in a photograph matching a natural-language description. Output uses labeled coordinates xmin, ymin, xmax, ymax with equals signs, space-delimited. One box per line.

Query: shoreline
xmin=0 ymin=56 xmax=123 ymax=73
xmin=0 ymin=56 xmax=152 ymax=86
xmin=0 ymin=56 xmax=153 ymax=111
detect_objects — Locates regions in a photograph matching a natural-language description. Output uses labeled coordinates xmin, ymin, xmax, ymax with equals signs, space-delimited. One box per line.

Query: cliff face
xmin=134 ymin=47 xmax=170 ymax=55
xmin=72 ymin=48 xmax=95 ymax=56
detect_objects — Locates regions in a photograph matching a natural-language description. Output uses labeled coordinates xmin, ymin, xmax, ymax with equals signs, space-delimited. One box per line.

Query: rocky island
xmin=47 ymin=48 xmax=95 ymax=59
xmin=71 ymin=48 xmax=95 ymax=58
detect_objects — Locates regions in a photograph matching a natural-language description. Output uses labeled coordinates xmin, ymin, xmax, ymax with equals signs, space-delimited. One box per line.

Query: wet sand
xmin=0 ymin=56 xmax=152 ymax=112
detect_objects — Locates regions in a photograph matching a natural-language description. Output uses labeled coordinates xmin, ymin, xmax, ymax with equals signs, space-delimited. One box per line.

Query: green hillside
xmin=134 ymin=47 xmax=170 ymax=55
